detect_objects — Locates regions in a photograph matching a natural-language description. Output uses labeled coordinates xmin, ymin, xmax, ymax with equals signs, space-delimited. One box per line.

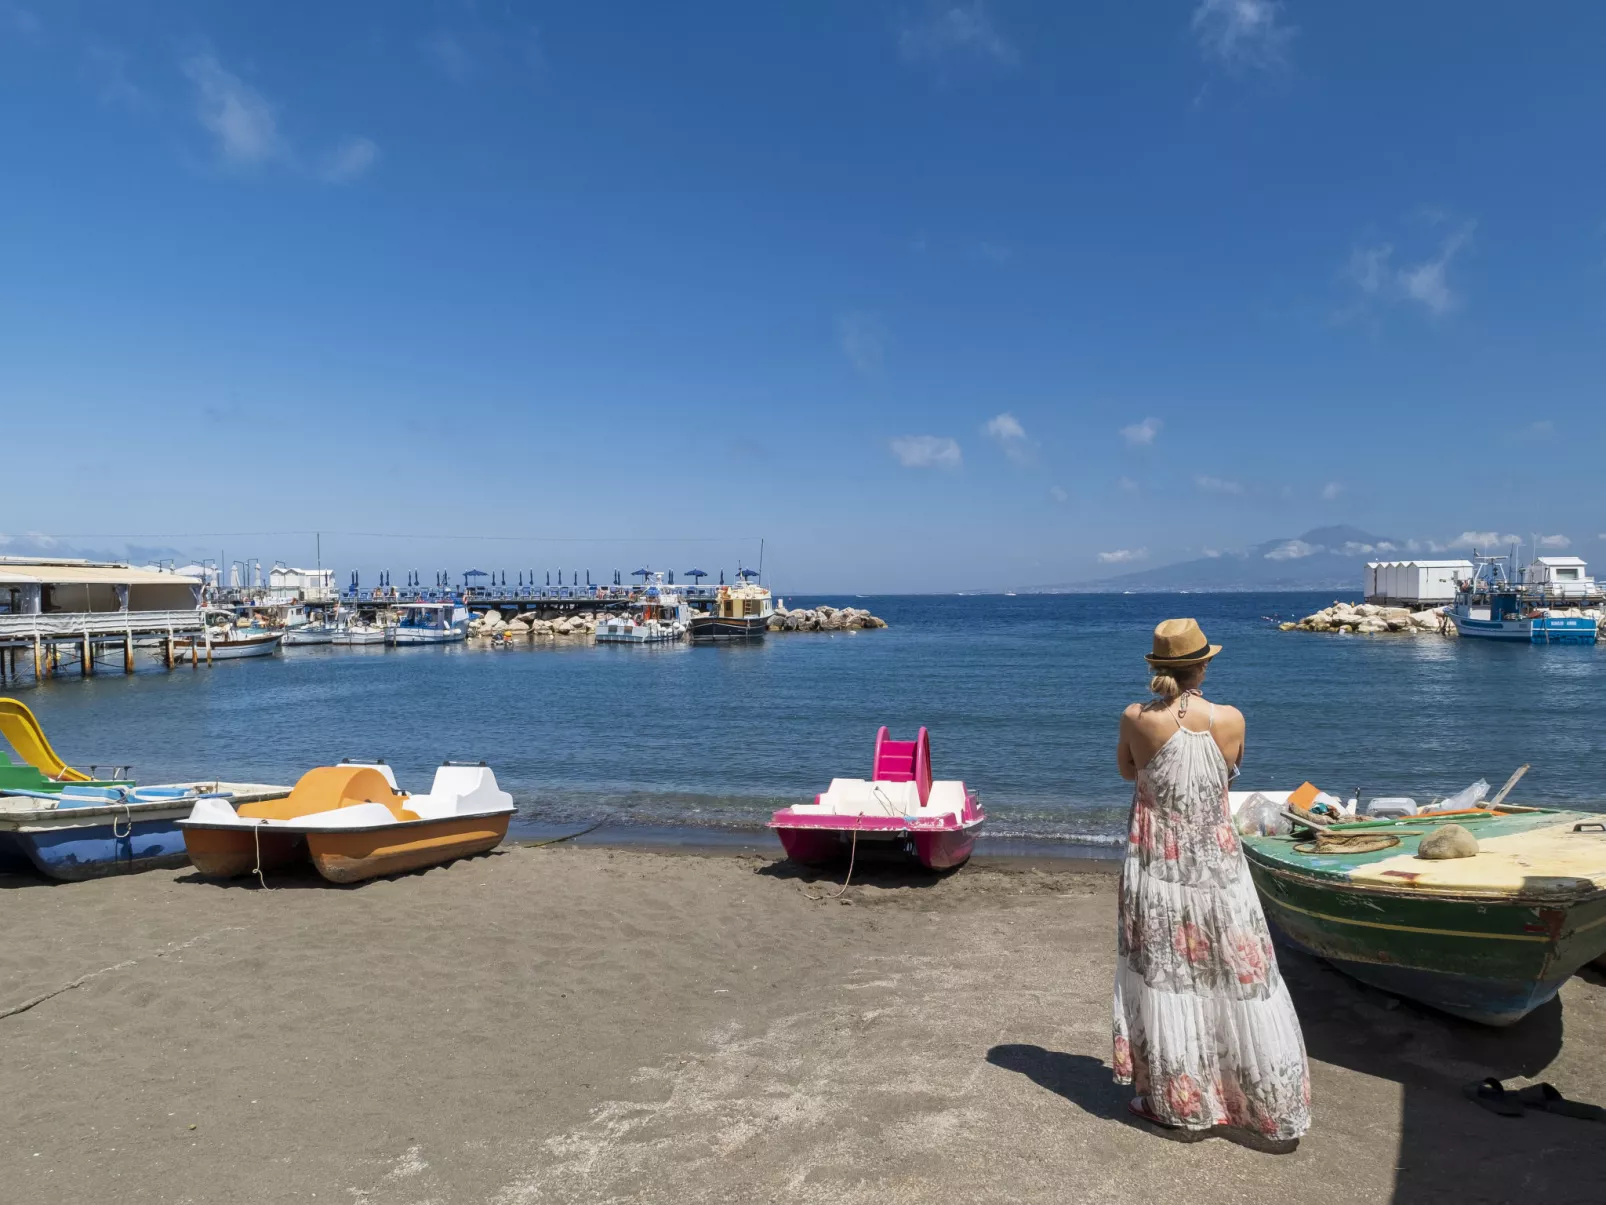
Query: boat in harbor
xmin=690 ymin=572 xmax=773 ymax=640
xmin=0 ymin=698 xmax=289 ymax=880
xmin=1231 ymin=787 xmax=1606 ymax=1026
xmin=1446 ymin=553 xmax=1602 ymax=644
xmin=205 ymin=625 xmax=286 ymax=658
xmin=596 ymin=576 xmax=689 ymax=644
xmin=179 ymin=761 xmax=515 ymax=884
xmin=388 ymin=601 xmax=467 ymax=645
xmin=282 ymin=621 xmax=337 ymax=646
xmin=769 ymin=726 xmax=985 ymax=870
xmin=333 ymin=619 xmax=388 ymax=645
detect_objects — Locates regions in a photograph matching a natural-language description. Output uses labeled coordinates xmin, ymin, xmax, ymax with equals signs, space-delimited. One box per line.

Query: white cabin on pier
xmin=1364 ymin=560 xmax=1474 ymax=606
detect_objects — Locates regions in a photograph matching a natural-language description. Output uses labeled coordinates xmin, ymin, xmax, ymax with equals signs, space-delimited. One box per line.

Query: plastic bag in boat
xmin=1425 ymin=778 xmax=1488 ymax=813
xmin=1236 ymin=793 xmax=1291 ymax=837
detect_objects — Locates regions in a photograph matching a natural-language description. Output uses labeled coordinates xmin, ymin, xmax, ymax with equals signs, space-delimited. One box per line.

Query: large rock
xmin=1418 ymin=824 xmax=1479 ymax=860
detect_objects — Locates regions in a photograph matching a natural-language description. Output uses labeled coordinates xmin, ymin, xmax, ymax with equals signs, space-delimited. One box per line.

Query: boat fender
xmin=1417 ymin=824 xmax=1479 ymax=860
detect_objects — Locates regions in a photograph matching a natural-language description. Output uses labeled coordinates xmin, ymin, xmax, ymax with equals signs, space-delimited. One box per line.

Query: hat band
xmin=1155 ymin=641 xmax=1211 ymax=662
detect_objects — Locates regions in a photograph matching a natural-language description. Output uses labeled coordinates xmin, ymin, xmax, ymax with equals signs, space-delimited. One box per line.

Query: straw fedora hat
xmin=1145 ymin=618 xmax=1222 ymax=667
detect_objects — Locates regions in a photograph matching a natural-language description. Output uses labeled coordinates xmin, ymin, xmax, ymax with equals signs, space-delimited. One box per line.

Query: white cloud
xmin=1447 ymin=531 xmax=1520 ymax=550
xmin=1194 ymin=474 xmax=1243 ymax=495
xmin=1536 ymin=534 xmax=1571 ymax=550
xmin=898 ymin=2 xmax=1017 ymax=69
xmin=890 ymin=435 xmax=962 ymax=470
xmin=1048 ymin=485 xmax=1068 ymax=503
xmin=183 ymin=52 xmax=284 ymax=167
xmin=1098 ymin=548 xmax=1147 ymax=564
xmin=983 ymin=412 xmax=1032 ymax=462
xmin=1321 ymin=481 xmax=1343 ymax=501
xmin=1191 ymin=0 xmax=1294 ymax=73
xmin=1348 ymin=221 xmax=1475 ymax=318
xmin=319 ymin=137 xmax=380 ymax=184
xmin=1117 ymin=476 xmax=1139 ymax=494
xmin=1200 ymin=548 xmax=1222 ymax=558
xmin=1119 ymin=417 xmax=1162 ymax=447
xmin=838 ymin=311 xmax=885 ymax=374
xmin=1265 ymin=539 xmax=1317 ymax=561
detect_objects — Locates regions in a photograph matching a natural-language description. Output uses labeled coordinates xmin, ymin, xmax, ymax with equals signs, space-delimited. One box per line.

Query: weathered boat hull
xmin=181 ymin=826 xmax=307 ymax=879
xmin=1245 ymin=851 xmax=1606 ymax=1026
xmin=306 ymin=814 xmax=510 ymax=883
xmin=0 ymin=816 xmax=190 ymax=881
xmin=689 ymin=614 xmax=768 ymax=640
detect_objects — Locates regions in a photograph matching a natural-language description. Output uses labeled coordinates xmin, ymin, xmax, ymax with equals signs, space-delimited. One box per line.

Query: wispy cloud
xmin=1194 ymin=474 xmax=1243 ymax=495
xmin=1048 ymin=485 xmax=1068 ymax=503
xmin=83 ymin=45 xmax=145 ymax=110
xmin=1098 ymin=548 xmax=1147 ymax=564
xmin=967 ymin=240 xmax=1013 ymax=265
xmin=983 ymin=412 xmax=1032 ymax=462
xmin=1119 ymin=417 xmax=1162 ymax=447
xmin=1321 ymin=481 xmax=1343 ymax=501
xmin=1191 ymin=0 xmax=1294 ymax=73
xmin=1536 ymin=534 xmax=1571 ymax=550
xmin=319 ymin=137 xmax=380 ymax=184
xmin=1347 ymin=220 xmax=1476 ymax=318
xmin=838 ymin=311 xmax=886 ymax=374
xmin=1117 ymin=476 xmax=1140 ymax=494
xmin=890 ymin=435 xmax=962 ymax=470
xmin=0 ymin=1 xmax=40 ymax=40
xmin=1264 ymin=539 xmax=1316 ymax=561
xmin=423 ymin=30 xmax=478 ymax=82
xmin=898 ymin=2 xmax=1018 ymax=70
xmin=1447 ymin=530 xmax=1521 ymax=550
xmin=183 ymin=52 xmax=284 ymax=167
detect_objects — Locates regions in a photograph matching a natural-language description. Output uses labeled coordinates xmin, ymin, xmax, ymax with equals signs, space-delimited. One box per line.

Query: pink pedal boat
xmin=769 ymin=726 xmax=984 ymax=870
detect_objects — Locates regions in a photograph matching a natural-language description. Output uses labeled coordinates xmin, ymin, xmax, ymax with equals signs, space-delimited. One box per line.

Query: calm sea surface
xmin=13 ymin=593 xmax=1606 ymax=849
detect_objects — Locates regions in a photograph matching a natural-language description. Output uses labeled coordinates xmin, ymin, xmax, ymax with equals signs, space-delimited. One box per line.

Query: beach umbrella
xmin=586 ymin=570 xmax=591 ymax=586
xmin=668 ymin=571 xmax=675 ymax=584
xmin=738 ymin=567 xmax=760 ymax=580
xmin=719 ymin=570 xmax=725 ymax=585
xmin=686 ymin=569 xmax=707 ymax=583
xmin=546 ymin=571 xmax=551 ymax=586
xmin=632 ymin=568 xmax=650 ymax=577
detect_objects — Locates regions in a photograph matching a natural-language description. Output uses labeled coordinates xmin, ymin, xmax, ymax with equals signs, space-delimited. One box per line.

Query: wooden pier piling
xmin=124 ymin=632 xmax=134 ymax=674
xmin=81 ymin=631 xmax=92 ymax=676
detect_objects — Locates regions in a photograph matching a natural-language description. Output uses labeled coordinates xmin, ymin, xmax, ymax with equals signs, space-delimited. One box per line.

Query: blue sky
xmin=3 ymin=2 xmax=1605 ymax=592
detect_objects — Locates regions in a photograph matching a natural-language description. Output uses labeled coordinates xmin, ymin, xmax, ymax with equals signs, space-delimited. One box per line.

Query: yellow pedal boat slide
xmin=178 ymin=762 xmax=516 ymax=884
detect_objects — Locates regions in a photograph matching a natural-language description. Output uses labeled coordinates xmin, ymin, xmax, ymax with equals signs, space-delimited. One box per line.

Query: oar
xmin=1488 ymin=764 xmax=1531 ymax=809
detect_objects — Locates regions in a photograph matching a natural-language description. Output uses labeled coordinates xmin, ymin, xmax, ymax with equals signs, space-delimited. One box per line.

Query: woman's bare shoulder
xmin=1211 ymin=701 xmax=1246 ymax=728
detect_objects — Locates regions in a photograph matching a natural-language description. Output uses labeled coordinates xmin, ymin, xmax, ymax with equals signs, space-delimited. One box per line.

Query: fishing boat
xmin=690 ymin=572 xmax=773 ymax=641
xmin=388 ymin=602 xmax=466 ymax=645
xmin=1447 ymin=553 xmax=1601 ymax=644
xmin=0 ymin=698 xmax=289 ymax=880
xmin=204 ymin=626 xmax=285 ymax=659
xmin=596 ymin=576 xmax=689 ymax=644
xmin=332 ymin=620 xmax=388 ymax=645
xmin=179 ymin=761 xmax=515 ymax=884
xmin=769 ymin=726 xmax=984 ymax=870
xmin=1231 ymin=787 xmax=1606 ymax=1026
xmin=282 ymin=622 xmax=337 ymax=646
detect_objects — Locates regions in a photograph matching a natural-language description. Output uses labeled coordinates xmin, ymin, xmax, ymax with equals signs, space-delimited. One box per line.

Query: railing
xmin=0 ymin=609 xmax=207 ymax=638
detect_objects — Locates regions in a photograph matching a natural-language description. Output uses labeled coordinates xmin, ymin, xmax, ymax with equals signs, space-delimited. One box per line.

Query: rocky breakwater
xmin=767 ymin=604 xmax=887 ymax=633
xmin=469 ymin=609 xmax=601 ymax=640
xmin=1281 ymin=601 xmax=1449 ymax=636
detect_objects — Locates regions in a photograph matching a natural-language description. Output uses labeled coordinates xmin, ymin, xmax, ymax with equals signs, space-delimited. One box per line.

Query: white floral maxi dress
xmin=1112 ymin=709 xmax=1311 ymax=1138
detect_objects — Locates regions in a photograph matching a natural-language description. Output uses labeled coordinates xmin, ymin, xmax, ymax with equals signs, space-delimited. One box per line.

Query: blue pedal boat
xmin=0 ymin=784 xmax=291 ymax=881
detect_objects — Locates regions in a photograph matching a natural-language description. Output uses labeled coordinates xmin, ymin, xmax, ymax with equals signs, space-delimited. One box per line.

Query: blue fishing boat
xmin=1447 ymin=552 xmax=1601 ymax=645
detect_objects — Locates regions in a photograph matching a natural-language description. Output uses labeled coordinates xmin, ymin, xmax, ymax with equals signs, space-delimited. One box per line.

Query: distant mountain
xmin=1030 ymin=527 xmax=1404 ymax=593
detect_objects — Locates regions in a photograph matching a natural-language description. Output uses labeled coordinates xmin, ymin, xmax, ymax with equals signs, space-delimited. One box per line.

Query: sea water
xmin=16 ymin=593 xmax=1606 ymax=850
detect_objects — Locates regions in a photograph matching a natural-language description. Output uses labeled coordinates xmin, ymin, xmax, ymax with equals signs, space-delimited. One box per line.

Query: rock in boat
xmin=769 ymin=726 xmax=984 ymax=871
xmin=0 ymin=697 xmax=289 ymax=880
xmin=1230 ymin=787 xmax=1606 ymax=1026
xmin=179 ymin=762 xmax=515 ymax=884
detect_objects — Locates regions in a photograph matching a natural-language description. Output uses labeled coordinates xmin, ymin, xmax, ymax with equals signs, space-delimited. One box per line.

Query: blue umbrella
xmin=464 ymin=568 xmax=489 ymax=578
xmin=737 ymin=567 xmax=760 ymax=579
xmin=685 ymin=569 xmax=707 ymax=580
xmin=632 ymin=568 xmax=650 ymax=578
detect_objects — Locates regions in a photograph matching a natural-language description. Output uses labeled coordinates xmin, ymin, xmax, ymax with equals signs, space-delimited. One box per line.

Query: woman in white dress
xmin=1113 ymin=618 xmax=1310 ymax=1141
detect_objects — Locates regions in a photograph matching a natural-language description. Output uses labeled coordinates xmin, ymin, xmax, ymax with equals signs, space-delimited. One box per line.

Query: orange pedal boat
xmin=179 ymin=761 xmax=516 ymax=884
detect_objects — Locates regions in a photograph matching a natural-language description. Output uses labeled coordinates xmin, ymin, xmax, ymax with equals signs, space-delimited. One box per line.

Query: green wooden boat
xmin=1232 ymin=791 xmax=1606 ymax=1026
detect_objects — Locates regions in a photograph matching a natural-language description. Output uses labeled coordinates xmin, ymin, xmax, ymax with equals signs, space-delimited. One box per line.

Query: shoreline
xmin=506 ymin=817 xmax=1126 ymax=868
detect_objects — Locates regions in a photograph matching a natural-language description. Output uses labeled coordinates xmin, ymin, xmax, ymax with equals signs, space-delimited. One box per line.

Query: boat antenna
xmin=758 ymin=537 xmax=764 ymax=583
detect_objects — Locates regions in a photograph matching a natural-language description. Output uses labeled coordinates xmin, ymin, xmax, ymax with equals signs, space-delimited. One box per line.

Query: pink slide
xmin=872 ymin=726 xmax=932 ymax=806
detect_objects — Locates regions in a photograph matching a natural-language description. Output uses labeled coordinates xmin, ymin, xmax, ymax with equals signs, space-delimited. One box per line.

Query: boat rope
xmin=523 ymin=813 xmax=617 ymax=847
xmin=824 ymin=828 xmax=859 ymax=900
xmin=252 ymin=821 xmax=270 ymax=891
xmin=0 ymin=927 xmax=243 ymax=1022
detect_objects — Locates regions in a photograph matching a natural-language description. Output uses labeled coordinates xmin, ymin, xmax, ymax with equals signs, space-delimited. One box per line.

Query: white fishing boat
xmin=333 ymin=620 xmax=388 ymax=646
xmin=596 ymin=575 xmax=689 ymax=644
xmin=388 ymin=601 xmax=467 ymax=645
xmin=205 ymin=625 xmax=285 ymax=659
xmin=282 ymin=622 xmax=337 ymax=646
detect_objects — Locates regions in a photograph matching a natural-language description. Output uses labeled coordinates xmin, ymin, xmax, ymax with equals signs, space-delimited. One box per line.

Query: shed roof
xmin=1534 ymin=556 xmax=1587 ymax=566
xmin=0 ymin=560 xmax=200 ymax=587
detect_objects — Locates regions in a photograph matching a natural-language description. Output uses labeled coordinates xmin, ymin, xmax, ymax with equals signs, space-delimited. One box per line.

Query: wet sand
xmin=4 ymin=843 xmax=1605 ymax=1204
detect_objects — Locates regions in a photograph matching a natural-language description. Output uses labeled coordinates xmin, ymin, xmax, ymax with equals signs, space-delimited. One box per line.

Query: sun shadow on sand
xmin=753 ymin=856 xmax=956 ymax=891
xmin=172 ymin=848 xmax=512 ymax=891
xmin=1275 ymin=939 xmax=1606 ymax=1204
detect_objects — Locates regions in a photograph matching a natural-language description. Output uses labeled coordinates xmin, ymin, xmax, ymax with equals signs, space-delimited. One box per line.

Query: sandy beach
xmin=4 ymin=843 xmax=1605 ymax=1205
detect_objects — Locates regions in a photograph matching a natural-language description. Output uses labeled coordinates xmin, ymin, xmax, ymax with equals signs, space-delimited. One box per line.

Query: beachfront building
xmin=268 ymin=564 xmax=336 ymax=604
xmin=0 ymin=558 xmax=207 ymax=679
xmin=1525 ymin=556 xmax=1598 ymax=600
xmin=1364 ymin=560 xmax=1475 ymax=607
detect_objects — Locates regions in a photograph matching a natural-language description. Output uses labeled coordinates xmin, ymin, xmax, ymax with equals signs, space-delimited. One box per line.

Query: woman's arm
xmin=1117 ymin=704 xmax=1140 ymax=781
